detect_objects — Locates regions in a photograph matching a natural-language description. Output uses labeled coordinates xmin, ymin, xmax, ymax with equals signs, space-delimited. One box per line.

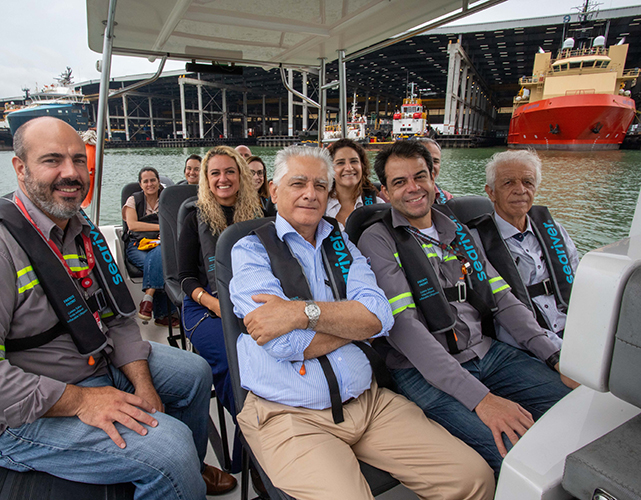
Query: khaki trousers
xmin=238 ymin=383 xmax=494 ymax=500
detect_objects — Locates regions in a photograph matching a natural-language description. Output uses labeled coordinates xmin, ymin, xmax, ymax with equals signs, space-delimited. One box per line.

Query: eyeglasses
xmin=250 ymin=170 xmax=265 ymax=178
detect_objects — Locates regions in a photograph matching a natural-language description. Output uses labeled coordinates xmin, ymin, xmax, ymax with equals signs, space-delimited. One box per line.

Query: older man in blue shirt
xmin=481 ymin=150 xmax=580 ymax=349
xmin=229 ymin=146 xmax=494 ymax=500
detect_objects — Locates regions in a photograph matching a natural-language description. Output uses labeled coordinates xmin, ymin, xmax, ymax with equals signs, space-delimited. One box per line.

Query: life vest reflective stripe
xmin=0 ymin=344 xmax=5 ymax=360
xmin=252 ymin=217 xmax=393 ymax=424
xmin=489 ymin=276 xmax=510 ymax=294
xmin=63 ymin=254 xmax=90 ymax=272
xmin=0 ymin=197 xmax=135 ymax=355
xmin=16 ymin=265 xmax=39 ymax=293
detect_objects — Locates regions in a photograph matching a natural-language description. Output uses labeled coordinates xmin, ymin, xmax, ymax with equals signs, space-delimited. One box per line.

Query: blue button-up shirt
xmin=229 ymin=214 xmax=393 ymax=409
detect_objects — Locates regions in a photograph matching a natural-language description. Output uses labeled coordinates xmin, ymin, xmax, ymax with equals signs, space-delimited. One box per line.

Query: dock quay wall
xmin=104 ymin=138 xmax=258 ymax=149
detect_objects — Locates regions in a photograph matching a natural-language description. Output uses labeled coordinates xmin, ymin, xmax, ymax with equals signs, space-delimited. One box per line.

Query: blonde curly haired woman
xmin=178 ymin=145 xmax=263 ymax=474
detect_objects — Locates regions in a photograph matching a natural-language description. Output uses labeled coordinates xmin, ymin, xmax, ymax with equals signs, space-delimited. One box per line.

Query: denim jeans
xmin=126 ymin=242 xmax=174 ymax=318
xmin=392 ymin=340 xmax=571 ymax=477
xmin=0 ymin=342 xmax=213 ymax=500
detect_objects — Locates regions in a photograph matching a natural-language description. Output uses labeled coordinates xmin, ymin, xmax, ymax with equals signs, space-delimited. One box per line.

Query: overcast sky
xmin=2 ymin=0 xmax=640 ymax=99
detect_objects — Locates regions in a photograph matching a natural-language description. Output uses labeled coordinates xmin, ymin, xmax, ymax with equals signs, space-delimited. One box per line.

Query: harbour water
xmin=1 ymin=146 xmax=640 ymax=256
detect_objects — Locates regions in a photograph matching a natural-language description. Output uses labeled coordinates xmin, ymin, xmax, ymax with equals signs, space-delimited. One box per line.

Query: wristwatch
xmin=545 ymin=351 xmax=561 ymax=370
xmin=304 ymin=300 xmax=321 ymax=330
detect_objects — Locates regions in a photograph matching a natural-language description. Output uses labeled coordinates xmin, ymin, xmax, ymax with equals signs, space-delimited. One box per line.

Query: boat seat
xmin=0 ymin=466 xmax=134 ymax=500
xmin=158 ymin=184 xmax=197 ymax=348
xmin=120 ymin=182 xmax=144 ymax=279
xmin=444 ymin=195 xmax=494 ymax=225
xmin=562 ymin=266 xmax=641 ymax=500
xmin=167 ymin=192 xmax=232 ymax=472
xmin=215 ymin=217 xmax=401 ymax=499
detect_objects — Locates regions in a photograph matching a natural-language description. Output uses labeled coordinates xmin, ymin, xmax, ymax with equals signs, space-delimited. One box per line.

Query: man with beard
xmin=0 ymin=117 xmax=236 ymax=499
xmin=357 ymin=141 xmax=577 ymax=477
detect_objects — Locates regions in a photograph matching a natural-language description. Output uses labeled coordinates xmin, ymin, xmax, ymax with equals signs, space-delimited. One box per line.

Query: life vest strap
xmin=5 ymin=322 xmax=66 ymax=352
xmin=318 ymin=354 xmax=344 ymax=424
xmin=443 ymin=281 xmax=497 ymax=344
xmin=527 ymin=278 xmax=553 ymax=297
xmin=353 ymin=340 xmax=396 ymax=391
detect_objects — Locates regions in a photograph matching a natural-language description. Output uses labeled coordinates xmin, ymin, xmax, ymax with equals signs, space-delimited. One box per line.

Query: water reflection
xmin=1 ymin=146 xmax=640 ymax=255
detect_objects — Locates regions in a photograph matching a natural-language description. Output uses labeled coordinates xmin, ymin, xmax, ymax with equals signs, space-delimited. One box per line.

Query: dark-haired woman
xmin=247 ymin=155 xmax=276 ymax=216
xmin=178 ymin=146 xmax=263 ymax=474
xmin=326 ymin=138 xmax=384 ymax=229
xmin=123 ymin=167 xmax=174 ymax=326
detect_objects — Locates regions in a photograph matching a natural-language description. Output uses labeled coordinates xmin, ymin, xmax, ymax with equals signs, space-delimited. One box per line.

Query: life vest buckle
xmin=542 ymin=278 xmax=553 ymax=296
xmin=92 ymin=289 xmax=108 ymax=312
xmin=456 ymin=280 xmax=467 ymax=303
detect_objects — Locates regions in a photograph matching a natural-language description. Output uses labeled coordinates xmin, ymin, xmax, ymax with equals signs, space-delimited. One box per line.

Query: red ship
xmin=508 ymin=2 xmax=639 ymax=150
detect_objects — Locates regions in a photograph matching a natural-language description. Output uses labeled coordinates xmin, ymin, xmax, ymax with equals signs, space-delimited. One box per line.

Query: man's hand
xmin=474 ymin=392 xmax=534 ymax=457
xmin=46 ymin=385 xmax=159 ymax=449
xmin=134 ymin=383 xmax=164 ymax=414
xmin=555 ymin=363 xmax=580 ymax=390
xmin=244 ymin=294 xmax=305 ymax=345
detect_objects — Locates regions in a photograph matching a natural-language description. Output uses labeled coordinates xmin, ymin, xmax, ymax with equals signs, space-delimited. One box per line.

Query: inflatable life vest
xmin=197 ymin=210 xmax=222 ymax=295
xmin=125 ymin=190 xmax=162 ymax=244
xmin=362 ymin=206 xmax=502 ymax=354
xmin=0 ymin=197 xmax=135 ymax=355
xmin=468 ymin=206 xmax=574 ymax=330
xmin=361 ymin=188 xmax=379 ymax=206
xmin=251 ymin=217 xmax=393 ymax=424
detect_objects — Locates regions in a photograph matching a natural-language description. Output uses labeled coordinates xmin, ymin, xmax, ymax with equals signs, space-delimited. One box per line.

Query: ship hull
xmin=7 ymin=102 xmax=90 ymax=135
xmin=508 ymin=94 xmax=636 ymax=150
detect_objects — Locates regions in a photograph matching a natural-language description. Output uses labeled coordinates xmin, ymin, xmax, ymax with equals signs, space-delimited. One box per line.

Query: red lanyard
xmin=15 ymin=197 xmax=96 ymax=280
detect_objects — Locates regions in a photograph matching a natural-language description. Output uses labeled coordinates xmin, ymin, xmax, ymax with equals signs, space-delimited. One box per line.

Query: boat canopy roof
xmin=86 ymin=0 xmax=502 ymax=68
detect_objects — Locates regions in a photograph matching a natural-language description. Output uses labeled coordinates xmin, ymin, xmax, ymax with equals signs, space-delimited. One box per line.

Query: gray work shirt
xmin=358 ymin=208 xmax=559 ymax=411
xmin=0 ymin=189 xmax=150 ymax=434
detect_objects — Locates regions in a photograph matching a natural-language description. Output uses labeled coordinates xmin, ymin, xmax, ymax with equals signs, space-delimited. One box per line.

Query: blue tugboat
xmin=5 ymin=68 xmax=91 ymax=135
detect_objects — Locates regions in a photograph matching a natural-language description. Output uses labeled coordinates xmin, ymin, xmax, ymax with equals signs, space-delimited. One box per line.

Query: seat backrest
xmin=215 ymin=217 xmax=276 ymax=413
xmin=609 ymin=266 xmax=641 ymax=408
xmin=120 ymin=182 xmax=142 ymax=232
xmin=158 ymin=184 xmax=198 ymax=304
xmin=159 ymin=175 xmax=174 ymax=187
xmin=344 ymin=203 xmax=391 ymax=245
xmin=177 ymin=196 xmax=198 ymax=238
xmin=445 ymin=195 xmax=493 ymax=225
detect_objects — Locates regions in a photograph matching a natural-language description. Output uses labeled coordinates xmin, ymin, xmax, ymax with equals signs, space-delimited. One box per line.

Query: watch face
xmin=306 ymin=303 xmax=321 ymax=319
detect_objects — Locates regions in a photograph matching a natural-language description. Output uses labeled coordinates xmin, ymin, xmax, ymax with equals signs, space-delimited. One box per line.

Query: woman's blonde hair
xmin=197 ymin=146 xmax=263 ymax=234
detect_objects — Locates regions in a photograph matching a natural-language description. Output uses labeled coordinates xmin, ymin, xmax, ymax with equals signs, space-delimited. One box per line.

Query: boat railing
xmin=519 ymin=75 xmax=545 ymax=85
xmin=555 ymin=46 xmax=608 ymax=60
xmin=622 ymin=68 xmax=640 ymax=78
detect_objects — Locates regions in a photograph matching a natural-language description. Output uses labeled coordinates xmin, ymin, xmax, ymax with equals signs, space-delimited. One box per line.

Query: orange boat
xmin=508 ymin=2 xmax=639 ymax=150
